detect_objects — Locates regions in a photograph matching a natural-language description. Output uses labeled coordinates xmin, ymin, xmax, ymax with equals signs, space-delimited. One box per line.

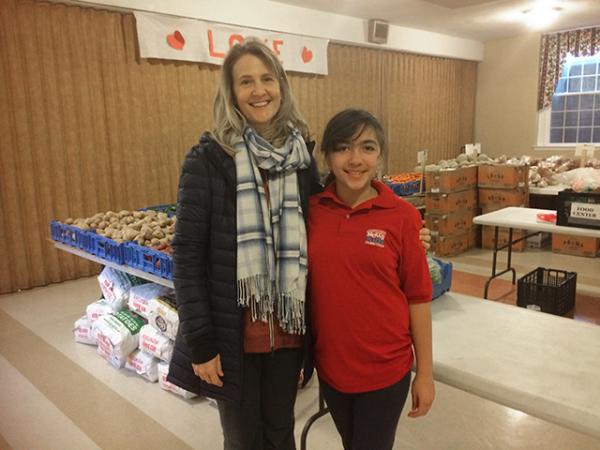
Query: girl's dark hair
xmin=320 ymin=108 xmax=385 ymax=157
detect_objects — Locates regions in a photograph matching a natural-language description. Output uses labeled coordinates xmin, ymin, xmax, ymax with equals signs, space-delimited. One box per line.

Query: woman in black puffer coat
xmin=167 ymin=38 xmax=320 ymax=450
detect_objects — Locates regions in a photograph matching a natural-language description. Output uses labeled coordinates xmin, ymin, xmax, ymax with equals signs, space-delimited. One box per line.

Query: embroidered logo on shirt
xmin=365 ymin=229 xmax=386 ymax=248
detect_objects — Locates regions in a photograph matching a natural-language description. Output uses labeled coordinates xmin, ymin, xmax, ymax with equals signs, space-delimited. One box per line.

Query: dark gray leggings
xmin=320 ymin=371 xmax=411 ymax=450
xmin=217 ymin=348 xmax=303 ymax=450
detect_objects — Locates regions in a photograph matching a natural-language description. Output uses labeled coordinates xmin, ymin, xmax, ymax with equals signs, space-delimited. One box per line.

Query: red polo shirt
xmin=308 ymin=180 xmax=432 ymax=393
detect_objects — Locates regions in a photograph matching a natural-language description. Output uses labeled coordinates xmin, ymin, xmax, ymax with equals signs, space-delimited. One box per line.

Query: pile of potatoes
xmin=64 ymin=210 xmax=175 ymax=247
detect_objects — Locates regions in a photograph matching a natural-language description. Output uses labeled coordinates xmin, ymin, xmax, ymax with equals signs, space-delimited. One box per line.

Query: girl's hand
xmin=419 ymin=223 xmax=431 ymax=251
xmin=192 ymin=354 xmax=224 ymax=387
xmin=408 ymin=374 xmax=435 ymax=418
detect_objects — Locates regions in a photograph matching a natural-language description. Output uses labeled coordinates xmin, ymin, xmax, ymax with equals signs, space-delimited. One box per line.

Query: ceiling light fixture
xmin=522 ymin=1 xmax=563 ymax=30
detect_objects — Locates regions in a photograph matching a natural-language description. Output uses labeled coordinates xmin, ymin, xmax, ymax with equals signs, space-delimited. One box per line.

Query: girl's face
xmin=232 ymin=54 xmax=281 ymax=134
xmin=326 ymin=125 xmax=382 ymax=197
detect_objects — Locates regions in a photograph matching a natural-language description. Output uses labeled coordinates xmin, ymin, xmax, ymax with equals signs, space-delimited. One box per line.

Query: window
xmin=548 ymin=54 xmax=600 ymax=144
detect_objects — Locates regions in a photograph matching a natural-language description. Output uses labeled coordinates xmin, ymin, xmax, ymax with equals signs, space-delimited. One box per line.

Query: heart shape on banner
xmin=167 ymin=30 xmax=185 ymax=50
xmin=301 ymin=46 xmax=313 ymax=63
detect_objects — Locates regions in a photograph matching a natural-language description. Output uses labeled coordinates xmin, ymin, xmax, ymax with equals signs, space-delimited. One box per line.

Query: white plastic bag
xmin=139 ymin=324 xmax=174 ymax=362
xmin=74 ymin=315 xmax=95 ymax=345
xmin=125 ymin=349 xmax=159 ymax=382
xmin=157 ymin=362 xmax=197 ymax=399
xmin=98 ymin=267 xmax=143 ymax=312
xmin=148 ymin=296 xmax=179 ymax=340
xmin=86 ymin=298 xmax=113 ymax=322
xmin=92 ymin=310 xmax=145 ymax=368
xmin=128 ymin=283 xmax=173 ymax=319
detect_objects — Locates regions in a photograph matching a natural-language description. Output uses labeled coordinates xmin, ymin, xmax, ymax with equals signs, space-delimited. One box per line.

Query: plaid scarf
xmin=234 ymin=126 xmax=311 ymax=334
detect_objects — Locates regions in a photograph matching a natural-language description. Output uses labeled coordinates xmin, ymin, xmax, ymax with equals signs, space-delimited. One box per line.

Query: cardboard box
xmin=551 ymin=233 xmax=600 ymax=257
xmin=481 ymin=226 xmax=526 ymax=252
xmin=426 ymin=188 xmax=477 ymax=214
xmin=526 ymin=232 xmax=551 ymax=248
xmin=426 ymin=210 xmax=477 ymax=237
xmin=425 ymin=166 xmax=477 ymax=194
xmin=478 ymin=165 xmax=529 ymax=189
xmin=478 ymin=187 xmax=528 ymax=212
xmin=431 ymin=229 xmax=478 ymax=257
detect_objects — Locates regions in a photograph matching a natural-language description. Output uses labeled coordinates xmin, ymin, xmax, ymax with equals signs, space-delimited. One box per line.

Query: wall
xmin=69 ymin=0 xmax=484 ymax=61
xmin=474 ymin=33 xmax=541 ymax=158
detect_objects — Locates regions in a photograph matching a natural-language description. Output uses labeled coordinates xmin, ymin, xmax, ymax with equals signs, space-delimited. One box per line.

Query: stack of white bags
xmin=73 ymin=267 xmax=196 ymax=400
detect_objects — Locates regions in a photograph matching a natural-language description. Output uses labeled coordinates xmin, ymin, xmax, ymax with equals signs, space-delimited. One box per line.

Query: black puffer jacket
xmin=167 ymin=133 xmax=321 ymax=404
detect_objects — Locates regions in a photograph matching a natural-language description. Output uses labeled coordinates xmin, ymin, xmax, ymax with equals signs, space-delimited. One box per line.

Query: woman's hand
xmin=408 ymin=373 xmax=435 ymax=418
xmin=419 ymin=223 xmax=431 ymax=250
xmin=192 ymin=354 xmax=224 ymax=387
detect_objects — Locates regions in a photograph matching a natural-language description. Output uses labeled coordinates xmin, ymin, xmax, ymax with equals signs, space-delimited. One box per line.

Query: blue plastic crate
xmin=123 ymin=241 xmax=173 ymax=280
xmin=50 ymin=221 xmax=94 ymax=252
xmin=90 ymin=234 xmax=125 ymax=264
xmin=389 ymin=179 xmax=422 ymax=196
xmin=432 ymin=258 xmax=452 ymax=299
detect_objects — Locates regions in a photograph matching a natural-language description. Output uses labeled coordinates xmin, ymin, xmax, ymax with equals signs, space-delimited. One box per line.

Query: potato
xmin=152 ymin=229 xmax=165 ymax=239
xmin=123 ymin=229 xmax=138 ymax=241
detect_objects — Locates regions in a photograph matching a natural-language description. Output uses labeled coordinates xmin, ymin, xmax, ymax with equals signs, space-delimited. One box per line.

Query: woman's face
xmin=326 ymin=125 xmax=382 ymax=195
xmin=232 ymin=54 xmax=282 ymax=134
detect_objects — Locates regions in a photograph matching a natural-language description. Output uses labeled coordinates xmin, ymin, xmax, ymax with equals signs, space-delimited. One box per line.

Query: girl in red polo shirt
xmin=308 ymin=108 xmax=434 ymax=450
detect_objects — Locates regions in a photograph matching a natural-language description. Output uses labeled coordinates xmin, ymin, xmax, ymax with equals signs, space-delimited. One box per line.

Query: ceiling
xmin=271 ymin=0 xmax=600 ymax=42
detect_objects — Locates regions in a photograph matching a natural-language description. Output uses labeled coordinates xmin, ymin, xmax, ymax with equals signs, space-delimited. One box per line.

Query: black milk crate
xmin=517 ymin=267 xmax=576 ymax=316
xmin=556 ymin=190 xmax=600 ymax=230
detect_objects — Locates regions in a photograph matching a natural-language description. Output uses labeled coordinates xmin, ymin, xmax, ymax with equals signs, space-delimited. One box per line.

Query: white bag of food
xmin=139 ymin=324 xmax=174 ymax=362
xmin=98 ymin=267 xmax=143 ymax=312
xmin=96 ymin=344 xmax=129 ymax=369
xmin=74 ymin=315 xmax=96 ymax=345
xmin=128 ymin=283 xmax=173 ymax=319
xmin=148 ymin=295 xmax=179 ymax=340
xmin=86 ymin=298 xmax=113 ymax=322
xmin=157 ymin=362 xmax=197 ymax=399
xmin=92 ymin=310 xmax=145 ymax=368
xmin=125 ymin=349 xmax=159 ymax=382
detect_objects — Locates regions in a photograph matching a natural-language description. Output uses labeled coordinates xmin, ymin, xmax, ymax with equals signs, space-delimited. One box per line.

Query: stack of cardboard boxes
xmin=478 ymin=165 xmax=529 ymax=251
xmin=425 ymin=166 xmax=478 ymax=256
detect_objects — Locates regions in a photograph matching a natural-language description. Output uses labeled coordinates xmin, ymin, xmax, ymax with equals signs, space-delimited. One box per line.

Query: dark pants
xmin=320 ymin=371 xmax=411 ymax=450
xmin=217 ymin=348 xmax=302 ymax=450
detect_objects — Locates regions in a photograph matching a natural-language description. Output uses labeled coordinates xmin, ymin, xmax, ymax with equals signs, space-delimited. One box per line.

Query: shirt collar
xmin=318 ymin=180 xmax=398 ymax=211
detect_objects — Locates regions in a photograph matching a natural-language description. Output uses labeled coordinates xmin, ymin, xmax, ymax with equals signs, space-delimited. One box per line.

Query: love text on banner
xmin=134 ymin=11 xmax=328 ymax=75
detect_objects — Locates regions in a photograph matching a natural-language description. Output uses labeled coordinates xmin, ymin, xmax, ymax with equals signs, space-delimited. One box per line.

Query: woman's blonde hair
xmin=212 ymin=38 xmax=310 ymax=148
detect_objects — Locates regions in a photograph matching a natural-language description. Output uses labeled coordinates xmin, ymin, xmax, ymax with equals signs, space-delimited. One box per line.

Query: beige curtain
xmin=381 ymin=50 xmax=477 ymax=173
xmin=0 ymin=0 xmax=476 ymax=294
